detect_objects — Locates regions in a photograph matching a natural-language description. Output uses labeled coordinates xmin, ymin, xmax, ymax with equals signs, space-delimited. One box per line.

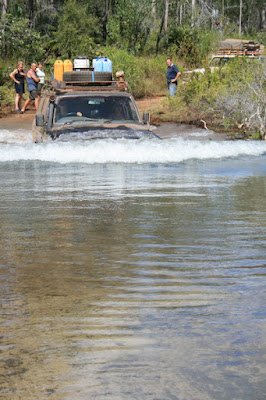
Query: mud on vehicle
xmin=32 ymin=70 xmax=157 ymax=143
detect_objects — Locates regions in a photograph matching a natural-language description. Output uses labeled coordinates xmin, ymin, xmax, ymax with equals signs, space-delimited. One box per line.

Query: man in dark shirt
xmin=166 ymin=58 xmax=181 ymax=96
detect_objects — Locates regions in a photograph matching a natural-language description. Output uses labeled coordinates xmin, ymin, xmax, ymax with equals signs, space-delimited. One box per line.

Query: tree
xmin=106 ymin=0 xmax=153 ymax=53
xmin=53 ymin=0 xmax=99 ymax=58
xmin=1 ymin=0 xmax=7 ymax=19
xmin=0 ymin=14 xmax=45 ymax=60
xmin=239 ymin=0 xmax=242 ymax=35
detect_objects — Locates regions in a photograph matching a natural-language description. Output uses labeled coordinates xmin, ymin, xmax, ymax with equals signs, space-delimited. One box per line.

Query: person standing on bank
xmin=36 ymin=62 xmax=45 ymax=100
xmin=20 ymin=63 xmax=40 ymax=114
xmin=9 ymin=61 xmax=26 ymax=112
xmin=166 ymin=57 xmax=181 ymax=97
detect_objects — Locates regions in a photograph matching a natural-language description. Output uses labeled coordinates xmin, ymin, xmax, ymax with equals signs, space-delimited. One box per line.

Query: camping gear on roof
xmin=93 ymin=57 xmax=112 ymax=73
xmin=54 ymin=60 xmax=64 ymax=81
xmin=73 ymin=57 xmax=90 ymax=71
xmin=63 ymin=60 xmax=73 ymax=72
xmin=217 ymin=39 xmax=261 ymax=57
xmin=218 ymin=39 xmax=260 ymax=52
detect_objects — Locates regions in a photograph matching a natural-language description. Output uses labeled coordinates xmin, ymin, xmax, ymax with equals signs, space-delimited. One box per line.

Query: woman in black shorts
xmin=9 ymin=62 xmax=26 ymax=112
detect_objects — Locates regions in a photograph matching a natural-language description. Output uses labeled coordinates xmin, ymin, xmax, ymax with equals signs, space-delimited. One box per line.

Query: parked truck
xmin=183 ymin=39 xmax=264 ymax=76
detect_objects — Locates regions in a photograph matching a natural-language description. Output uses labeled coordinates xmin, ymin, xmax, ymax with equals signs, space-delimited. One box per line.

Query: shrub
xmin=0 ymin=15 xmax=45 ymax=62
xmin=177 ymin=57 xmax=266 ymax=135
xmin=102 ymin=49 xmax=167 ymax=96
xmin=216 ymin=59 xmax=266 ymax=135
xmin=0 ymin=82 xmax=15 ymax=111
xmin=166 ymin=26 xmax=219 ymax=67
xmin=53 ymin=0 xmax=100 ymax=59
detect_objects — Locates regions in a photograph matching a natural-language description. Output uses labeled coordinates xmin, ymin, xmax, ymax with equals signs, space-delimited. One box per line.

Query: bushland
xmin=0 ymin=2 xmax=265 ymax=137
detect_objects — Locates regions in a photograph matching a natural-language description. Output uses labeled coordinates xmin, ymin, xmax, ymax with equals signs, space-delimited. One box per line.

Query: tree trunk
xmin=151 ymin=0 xmax=156 ymax=19
xmin=261 ymin=3 xmax=266 ymax=30
xmin=239 ymin=0 xmax=242 ymax=35
xmin=191 ymin=0 xmax=196 ymax=26
xmin=156 ymin=4 xmax=165 ymax=55
xmin=1 ymin=0 xmax=7 ymax=19
xmin=164 ymin=0 xmax=169 ymax=32
xmin=28 ymin=0 xmax=35 ymax=24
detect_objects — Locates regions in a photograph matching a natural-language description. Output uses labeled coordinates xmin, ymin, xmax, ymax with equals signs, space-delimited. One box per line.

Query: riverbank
xmin=137 ymin=96 xmax=250 ymax=140
xmin=0 ymin=104 xmax=230 ymax=142
xmin=0 ymin=94 xmax=259 ymax=141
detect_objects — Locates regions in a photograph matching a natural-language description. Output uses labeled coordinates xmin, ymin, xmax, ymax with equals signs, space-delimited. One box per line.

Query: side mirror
xmin=143 ymin=111 xmax=150 ymax=125
xmin=36 ymin=114 xmax=45 ymax=127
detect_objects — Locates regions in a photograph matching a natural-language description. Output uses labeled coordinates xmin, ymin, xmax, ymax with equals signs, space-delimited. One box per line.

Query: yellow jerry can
xmin=64 ymin=59 xmax=73 ymax=72
xmin=54 ymin=60 xmax=64 ymax=81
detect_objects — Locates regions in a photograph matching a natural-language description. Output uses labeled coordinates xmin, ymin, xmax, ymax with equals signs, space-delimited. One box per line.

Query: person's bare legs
xmin=15 ymin=93 xmax=20 ymax=110
xmin=18 ymin=93 xmax=23 ymax=110
xmin=35 ymin=97 xmax=39 ymax=111
xmin=20 ymin=99 xmax=32 ymax=113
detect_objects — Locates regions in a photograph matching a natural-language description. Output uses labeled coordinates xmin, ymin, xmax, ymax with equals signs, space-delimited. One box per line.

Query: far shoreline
xmin=0 ymin=107 xmax=231 ymax=141
xmin=0 ymin=94 xmax=254 ymax=141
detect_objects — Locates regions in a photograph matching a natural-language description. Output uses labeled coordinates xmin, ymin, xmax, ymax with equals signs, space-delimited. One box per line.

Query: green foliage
xmin=256 ymin=32 xmax=266 ymax=47
xmin=0 ymin=82 xmax=15 ymax=111
xmin=166 ymin=26 xmax=218 ymax=67
xmin=251 ymin=131 xmax=263 ymax=140
xmin=0 ymin=65 xmax=8 ymax=86
xmin=0 ymin=0 xmax=265 ymax=133
xmin=177 ymin=57 xmax=266 ymax=134
xmin=103 ymin=48 xmax=166 ymax=96
xmin=53 ymin=0 xmax=100 ymax=59
xmin=102 ymin=48 xmax=143 ymax=95
xmin=106 ymin=0 xmax=153 ymax=54
xmin=0 ymin=14 xmax=45 ymax=61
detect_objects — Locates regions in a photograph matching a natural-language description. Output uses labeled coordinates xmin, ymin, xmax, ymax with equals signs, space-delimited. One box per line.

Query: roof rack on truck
xmin=47 ymin=66 xmax=129 ymax=94
xmin=44 ymin=78 xmax=128 ymax=93
xmin=215 ymin=39 xmax=263 ymax=58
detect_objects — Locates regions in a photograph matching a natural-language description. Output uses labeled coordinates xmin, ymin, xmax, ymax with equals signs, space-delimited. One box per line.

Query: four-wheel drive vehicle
xmin=182 ymin=39 xmax=264 ymax=77
xmin=32 ymin=79 xmax=158 ymax=142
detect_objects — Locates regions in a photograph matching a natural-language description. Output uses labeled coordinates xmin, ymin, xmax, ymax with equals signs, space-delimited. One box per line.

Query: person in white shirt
xmin=36 ymin=62 xmax=45 ymax=99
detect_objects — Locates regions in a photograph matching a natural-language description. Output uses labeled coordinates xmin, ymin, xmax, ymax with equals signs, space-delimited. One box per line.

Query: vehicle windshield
xmin=209 ymin=57 xmax=231 ymax=67
xmin=54 ymin=95 xmax=140 ymax=124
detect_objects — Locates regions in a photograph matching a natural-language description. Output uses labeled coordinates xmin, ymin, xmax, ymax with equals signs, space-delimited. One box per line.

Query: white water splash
xmin=0 ymin=129 xmax=265 ymax=164
xmin=0 ymin=129 xmax=32 ymax=144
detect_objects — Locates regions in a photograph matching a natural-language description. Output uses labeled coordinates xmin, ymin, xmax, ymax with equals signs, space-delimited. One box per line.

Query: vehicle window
xmin=54 ymin=96 xmax=139 ymax=124
xmin=209 ymin=57 xmax=230 ymax=67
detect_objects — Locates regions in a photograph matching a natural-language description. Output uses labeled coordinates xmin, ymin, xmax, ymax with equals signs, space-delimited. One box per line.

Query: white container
xmin=92 ymin=57 xmax=112 ymax=73
xmin=73 ymin=57 xmax=90 ymax=71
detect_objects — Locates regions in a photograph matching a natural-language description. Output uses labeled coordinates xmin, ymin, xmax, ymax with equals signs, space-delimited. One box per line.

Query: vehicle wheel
xmin=93 ymin=71 xmax=112 ymax=82
xmin=63 ymin=71 xmax=112 ymax=83
xmin=63 ymin=71 xmax=92 ymax=82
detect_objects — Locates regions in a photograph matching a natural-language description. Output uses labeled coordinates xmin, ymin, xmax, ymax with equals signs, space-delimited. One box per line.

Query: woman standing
xmin=36 ymin=62 xmax=45 ymax=95
xmin=9 ymin=61 xmax=26 ymax=112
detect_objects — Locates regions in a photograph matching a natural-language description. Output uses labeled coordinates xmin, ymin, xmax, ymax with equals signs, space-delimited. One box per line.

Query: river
xmin=1 ymin=116 xmax=266 ymax=400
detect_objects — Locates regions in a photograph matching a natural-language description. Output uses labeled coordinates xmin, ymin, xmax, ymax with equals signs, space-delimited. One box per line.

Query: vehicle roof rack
xmin=45 ymin=79 xmax=129 ymax=93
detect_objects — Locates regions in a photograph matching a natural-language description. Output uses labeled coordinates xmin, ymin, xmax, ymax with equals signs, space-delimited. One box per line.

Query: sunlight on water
xmin=0 ymin=126 xmax=266 ymax=400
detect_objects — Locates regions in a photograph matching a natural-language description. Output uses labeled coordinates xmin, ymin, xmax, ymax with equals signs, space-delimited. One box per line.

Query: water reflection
xmin=1 ymin=159 xmax=266 ymax=400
